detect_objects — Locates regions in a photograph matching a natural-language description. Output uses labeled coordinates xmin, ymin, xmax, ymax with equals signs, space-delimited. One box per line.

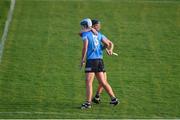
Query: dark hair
xmin=92 ymin=19 xmax=100 ymax=25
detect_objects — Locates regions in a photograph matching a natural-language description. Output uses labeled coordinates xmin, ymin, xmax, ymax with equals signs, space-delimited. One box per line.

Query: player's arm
xmin=79 ymin=28 xmax=98 ymax=37
xmin=79 ymin=28 xmax=90 ymax=37
xmin=90 ymin=28 xmax=98 ymax=35
xmin=81 ymin=39 xmax=88 ymax=68
xmin=102 ymin=38 xmax=114 ymax=55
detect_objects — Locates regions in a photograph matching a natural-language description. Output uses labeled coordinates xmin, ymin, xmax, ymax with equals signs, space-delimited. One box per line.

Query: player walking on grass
xmin=79 ymin=18 xmax=119 ymax=109
xmin=90 ymin=19 xmax=116 ymax=105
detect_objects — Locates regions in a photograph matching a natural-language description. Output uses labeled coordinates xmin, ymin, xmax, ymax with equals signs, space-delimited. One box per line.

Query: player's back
xmin=81 ymin=31 xmax=103 ymax=60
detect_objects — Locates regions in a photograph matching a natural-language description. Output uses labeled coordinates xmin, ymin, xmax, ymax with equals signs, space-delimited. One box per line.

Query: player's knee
xmin=101 ymin=80 xmax=108 ymax=87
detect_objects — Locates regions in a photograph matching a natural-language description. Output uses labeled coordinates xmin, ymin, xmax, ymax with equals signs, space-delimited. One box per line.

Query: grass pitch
xmin=0 ymin=0 xmax=10 ymax=40
xmin=0 ymin=0 xmax=180 ymax=119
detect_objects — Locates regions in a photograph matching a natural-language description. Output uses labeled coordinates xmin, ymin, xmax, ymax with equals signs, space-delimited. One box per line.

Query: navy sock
xmin=111 ymin=97 xmax=116 ymax=101
xmin=95 ymin=93 xmax=100 ymax=98
xmin=86 ymin=101 xmax=91 ymax=105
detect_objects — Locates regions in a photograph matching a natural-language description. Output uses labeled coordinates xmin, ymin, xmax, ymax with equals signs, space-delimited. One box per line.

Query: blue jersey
xmin=81 ymin=31 xmax=107 ymax=60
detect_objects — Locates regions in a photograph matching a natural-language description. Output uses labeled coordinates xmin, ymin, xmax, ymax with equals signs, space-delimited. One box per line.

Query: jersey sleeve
xmin=99 ymin=32 xmax=107 ymax=41
xmin=81 ymin=32 xmax=88 ymax=41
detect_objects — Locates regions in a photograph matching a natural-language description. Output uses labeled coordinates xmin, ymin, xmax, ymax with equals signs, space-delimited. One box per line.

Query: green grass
xmin=0 ymin=0 xmax=180 ymax=119
xmin=0 ymin=0 xmax=10 ymax=40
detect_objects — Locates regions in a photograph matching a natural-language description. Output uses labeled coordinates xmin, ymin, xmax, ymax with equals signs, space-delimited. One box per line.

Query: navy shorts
xmin=85 ymin=59 xmax=106 ymax=73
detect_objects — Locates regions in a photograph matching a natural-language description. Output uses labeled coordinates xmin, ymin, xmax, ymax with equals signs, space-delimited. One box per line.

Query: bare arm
xmin=81 ymin=39 xmax=88 ymax=68
xmin=102 ymin=38 xmax=114 ymax=55
xmin=79 ymin=28 xmax=98 ymax=37
xmin=90 ymin=28 xmax=98 ymax=35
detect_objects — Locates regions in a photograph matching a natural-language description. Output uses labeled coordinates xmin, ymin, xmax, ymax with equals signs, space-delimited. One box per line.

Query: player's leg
xmin=86 ymin=72 xmax=95 ymax=102
xmin=81 ymin=72 xmax=95 ymax=109
xmin=95 ymin=72 xmax=119 ymax=105
xmin=92 ymin=72 xmax=107 ymax=104
xmin=97 ymin=72 xmax=107 ymax=94
xmin=95 ymin=72 xmax=114 ymax=97
xmin=96 ymin=60 xmax=107 ymax=96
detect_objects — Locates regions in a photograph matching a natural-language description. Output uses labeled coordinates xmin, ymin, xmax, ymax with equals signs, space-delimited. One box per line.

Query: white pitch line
xmin=0 ymin=0 xmax=16 ymax=63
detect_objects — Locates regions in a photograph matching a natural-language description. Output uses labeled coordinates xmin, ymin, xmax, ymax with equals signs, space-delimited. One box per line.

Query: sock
xmin=86 ymin=101 xmax=91 ymax=105
xmin=95 ymin=93 xmax=100 ymax=98
xmin=111 ymin=96 xmax=116 ymax=101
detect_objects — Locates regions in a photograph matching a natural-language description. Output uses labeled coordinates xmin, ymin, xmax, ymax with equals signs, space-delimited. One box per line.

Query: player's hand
xmin=80 ymin=60 xmax=85 ymax=69
xmin=106 ymin=49 xmax=113 ymax=56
